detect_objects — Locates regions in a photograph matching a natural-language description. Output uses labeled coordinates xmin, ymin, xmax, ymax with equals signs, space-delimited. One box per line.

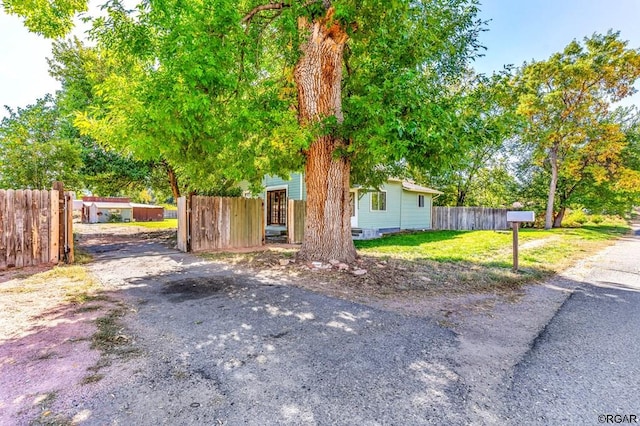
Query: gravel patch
xmin=1 ymin=222 xmax=635 ymax=424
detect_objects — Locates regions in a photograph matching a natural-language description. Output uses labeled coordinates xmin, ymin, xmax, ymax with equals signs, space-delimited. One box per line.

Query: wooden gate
xmin=177 ymin=196 xmax=264 ymax=252
xmin=287 ymin=200 xmax=306 ymax=244
xmin=0 ymin=183 xmax=73 ymax=270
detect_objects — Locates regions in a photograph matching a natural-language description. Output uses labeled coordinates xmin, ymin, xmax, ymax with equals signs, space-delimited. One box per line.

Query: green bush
xmin=564 ymin=209 xmax=587 ymax=227
xmin=590 ymin=215 xmax=604 ymax=224
xmin=108 ymin=213 xmax=123 ymax=223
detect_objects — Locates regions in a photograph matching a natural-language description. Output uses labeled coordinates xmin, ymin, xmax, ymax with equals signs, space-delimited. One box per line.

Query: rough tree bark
xmin=161 ymin=160 xmax=181 ymax=200
xmin=294 ymin=9 xmax=357 ymax=263
xmin=553 ymin=205 xmax=566 ymax=228
xmin=167 ymin=164 xmax=181 ymax=200
xmin=545 ymin=147 xmax=559 ymax=230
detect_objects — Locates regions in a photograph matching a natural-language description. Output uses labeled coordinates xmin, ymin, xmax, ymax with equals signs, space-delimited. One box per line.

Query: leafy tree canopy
xmin=420 ymin=70 xmax=522 ymax=207
xmin=49 ymin=38 xmax=183 ymax=199
xmin=8 ymin=0 xmax=486 ymax=261
xmin=68 ymin=0 xmax=484 ymax=189
xmin=2 ymin=0 xmax=87 ymax=38
xmin=514 ymin=31 xmax=640 ymax=227
xmin=0 ymin=95 xmax=82 ymax=189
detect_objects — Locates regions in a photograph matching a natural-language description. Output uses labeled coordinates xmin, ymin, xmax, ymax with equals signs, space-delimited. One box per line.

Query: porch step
xmin=265 ymin=228 xmax=287 ymax=236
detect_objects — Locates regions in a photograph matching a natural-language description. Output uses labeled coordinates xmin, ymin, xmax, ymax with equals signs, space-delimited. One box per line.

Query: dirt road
xmin=1 ymin=223 xmax=637 ymax=424
xmin=504 ymin=226 xmax=640 ymax=424
xmin=80 ymin=228 xmax=473 ymax=425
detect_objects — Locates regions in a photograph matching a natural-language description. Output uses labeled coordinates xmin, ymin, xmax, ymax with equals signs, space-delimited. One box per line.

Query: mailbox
xmin=507 ymin=211 xmax=535 ymax=222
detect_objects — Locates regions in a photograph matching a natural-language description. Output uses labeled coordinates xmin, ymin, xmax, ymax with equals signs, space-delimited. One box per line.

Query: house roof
xmin=83 ymin=201 xmax=133 ymax=209
xmin=83 ymin=201 xmax=165 ymax=209
xmin=401 ymin=182 xmax=443 ymax=195
xmin=130 ymin=203 xmax=164 ymax=209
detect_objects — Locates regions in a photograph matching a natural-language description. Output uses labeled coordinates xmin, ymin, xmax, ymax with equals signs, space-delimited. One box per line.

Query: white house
xmin=263 ymin=173 xmax=442 ymax=239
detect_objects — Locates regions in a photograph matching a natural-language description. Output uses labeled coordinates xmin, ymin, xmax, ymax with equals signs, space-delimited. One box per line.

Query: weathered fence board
xmin=1 ymin=188 xmax=72 ymax=269
xmin=177 ymin=196 xmax=189 ymax=252
xmin=7 ymin=190 xmax=15 ymax=266
xmin=287 ymin=200 xmax=306 ymax=244
xmin=0 ymin=190 xmax=5 ymax=271
xmin=0 ymin=189 xmax=62 ymax=270
xmin=40 ymin=189 xmax=50 ymax=264
xmin=432 ymin=207 xmax=508 ymax=231
xmin=49 ymin=189 xmax=60 ymax=263
xmin=64 ymin=192 xmax=74 ymax=264
xmin=186 ymin=196 xmax=264 ymax=252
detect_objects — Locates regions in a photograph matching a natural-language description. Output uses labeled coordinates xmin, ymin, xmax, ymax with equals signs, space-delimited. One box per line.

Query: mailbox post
xmin=506 ymin=211 xmax=535 ymax=272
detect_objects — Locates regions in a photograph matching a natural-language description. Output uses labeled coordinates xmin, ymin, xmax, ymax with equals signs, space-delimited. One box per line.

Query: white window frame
xmin=350 ymin=190 xmax=358 ymax=228
xmin=418 ymin=194 xmax=425 ymax=208
xmin=370 ymin=190 xmax=387 ymax=212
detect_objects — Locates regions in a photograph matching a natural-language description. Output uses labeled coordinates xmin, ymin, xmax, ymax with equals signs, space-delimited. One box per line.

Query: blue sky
xmin=1 ymin=0 xmax=639 ymax=118
xmin=473 ymin=0 xmax=640 ymax=76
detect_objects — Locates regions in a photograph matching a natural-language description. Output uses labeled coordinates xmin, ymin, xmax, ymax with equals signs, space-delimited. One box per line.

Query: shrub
xmin=564 ymin=209 xmax=587 ymax=227
xmin=590 ymin=215 xmax=604 ymax=224
xmin=108 ymin=213 xmax=123 ymax=223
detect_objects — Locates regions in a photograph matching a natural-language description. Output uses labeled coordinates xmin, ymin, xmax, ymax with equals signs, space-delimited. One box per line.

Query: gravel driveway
xmin=2 ymin=222 xmax=637 ymax=425
xmin=60 ymin=228 xmax=469 ymax=425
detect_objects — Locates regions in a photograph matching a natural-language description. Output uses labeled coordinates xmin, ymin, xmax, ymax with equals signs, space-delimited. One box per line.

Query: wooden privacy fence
xmin=0 ymin=187 xmax=73 ymax=270
xmin=432 ymin=207 xmax=508 ymax=231
xmin=177 ymin=196 xmax=264 ymax=252
xmin=287 ymin=200 xmax=306 ymax=244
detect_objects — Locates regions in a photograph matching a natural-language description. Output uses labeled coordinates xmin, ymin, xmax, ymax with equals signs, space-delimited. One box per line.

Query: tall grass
xmin=355 ymin=221 xmax=629 ymax=273
xmin=119 ymin=219 xmax=177 ymax=229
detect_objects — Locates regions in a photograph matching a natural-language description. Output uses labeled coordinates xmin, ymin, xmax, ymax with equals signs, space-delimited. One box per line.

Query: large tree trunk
xmin=167 ymin=164 xmax=181 ymax=200
xmin=295 ymin=9 xmax=357 ymax=263
xmin=545 ymin=148 xmax=559 ymax=230
xmin=161 ymin=160 xmax=181 ymax=200
xmin=553 ymin=205 xmax=566 ymax=228
xmin=456 ymin=189 xmax=467 ymax=207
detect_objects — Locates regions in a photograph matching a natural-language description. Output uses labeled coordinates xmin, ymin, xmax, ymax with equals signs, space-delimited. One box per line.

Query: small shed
xmin=82 ymin=201 xmax=133 ymax=223
xmin=131 ymin=203 xmax=165 ymax=222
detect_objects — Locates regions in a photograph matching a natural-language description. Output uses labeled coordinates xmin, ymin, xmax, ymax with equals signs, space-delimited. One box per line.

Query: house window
xmin=418 ymin=195 xmax=425 ymax=208
xmin=371 ymin=191 xmax=386 ymax=211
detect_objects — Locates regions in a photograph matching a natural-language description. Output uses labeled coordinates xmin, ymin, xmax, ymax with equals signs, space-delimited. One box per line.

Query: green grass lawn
xmin=119 ymin=219 xmax=178 ymax=229
xmin=355 ymin=221 xmax=629 ymax=274
xmin=192 ymin=217 xmax=629 ymax=296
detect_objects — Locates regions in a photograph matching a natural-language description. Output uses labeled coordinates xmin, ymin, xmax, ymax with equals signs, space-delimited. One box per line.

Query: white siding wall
xmin=400 ymin=191 xmax=433 ymax=229
xmin=263 ymin=173 xmax=304 ymax=200
xmin=356 ymin=181 xmax=402 ymax=230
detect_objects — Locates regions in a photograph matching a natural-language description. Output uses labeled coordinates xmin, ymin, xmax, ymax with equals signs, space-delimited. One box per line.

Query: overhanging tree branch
xmin=242 ymin=2 xmax=289 ymax=24
xmin=242 ymin=1 xmax=324 ymax=25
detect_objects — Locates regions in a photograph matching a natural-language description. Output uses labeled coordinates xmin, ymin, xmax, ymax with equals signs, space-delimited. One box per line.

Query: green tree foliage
xmin=81 ymin=0 xmax=484 ymax=261
xmin=48 ymin=38 xmax=177 ymax=198
xmin=78 ymin=136 xmax=155 ymax=196
xmin=421 ymin=71 xmax=522 ymax=207
xmin=2 ymin=0 xmax=87 ymax=38
xmin=11 ymin=0 xmax=484 ymax=261
xmin=75 ymin=1 xmax=311 ymax=190
xmin=0 ymin=95 xmax=82 ymax=189
xmin=514 ymin=32 xmax=640 ymax=228
xmin=568 ymin=108 xmax=640 ymax=216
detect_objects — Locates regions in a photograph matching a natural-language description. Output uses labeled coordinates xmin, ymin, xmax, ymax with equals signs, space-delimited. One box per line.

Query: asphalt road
xmin=504 ymin=227 xmax=640 ymax=425
xmin=72 ymin=232 xmax=471 ymax=425
xmin=13 ymin=225 xmax=635 ymax=425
